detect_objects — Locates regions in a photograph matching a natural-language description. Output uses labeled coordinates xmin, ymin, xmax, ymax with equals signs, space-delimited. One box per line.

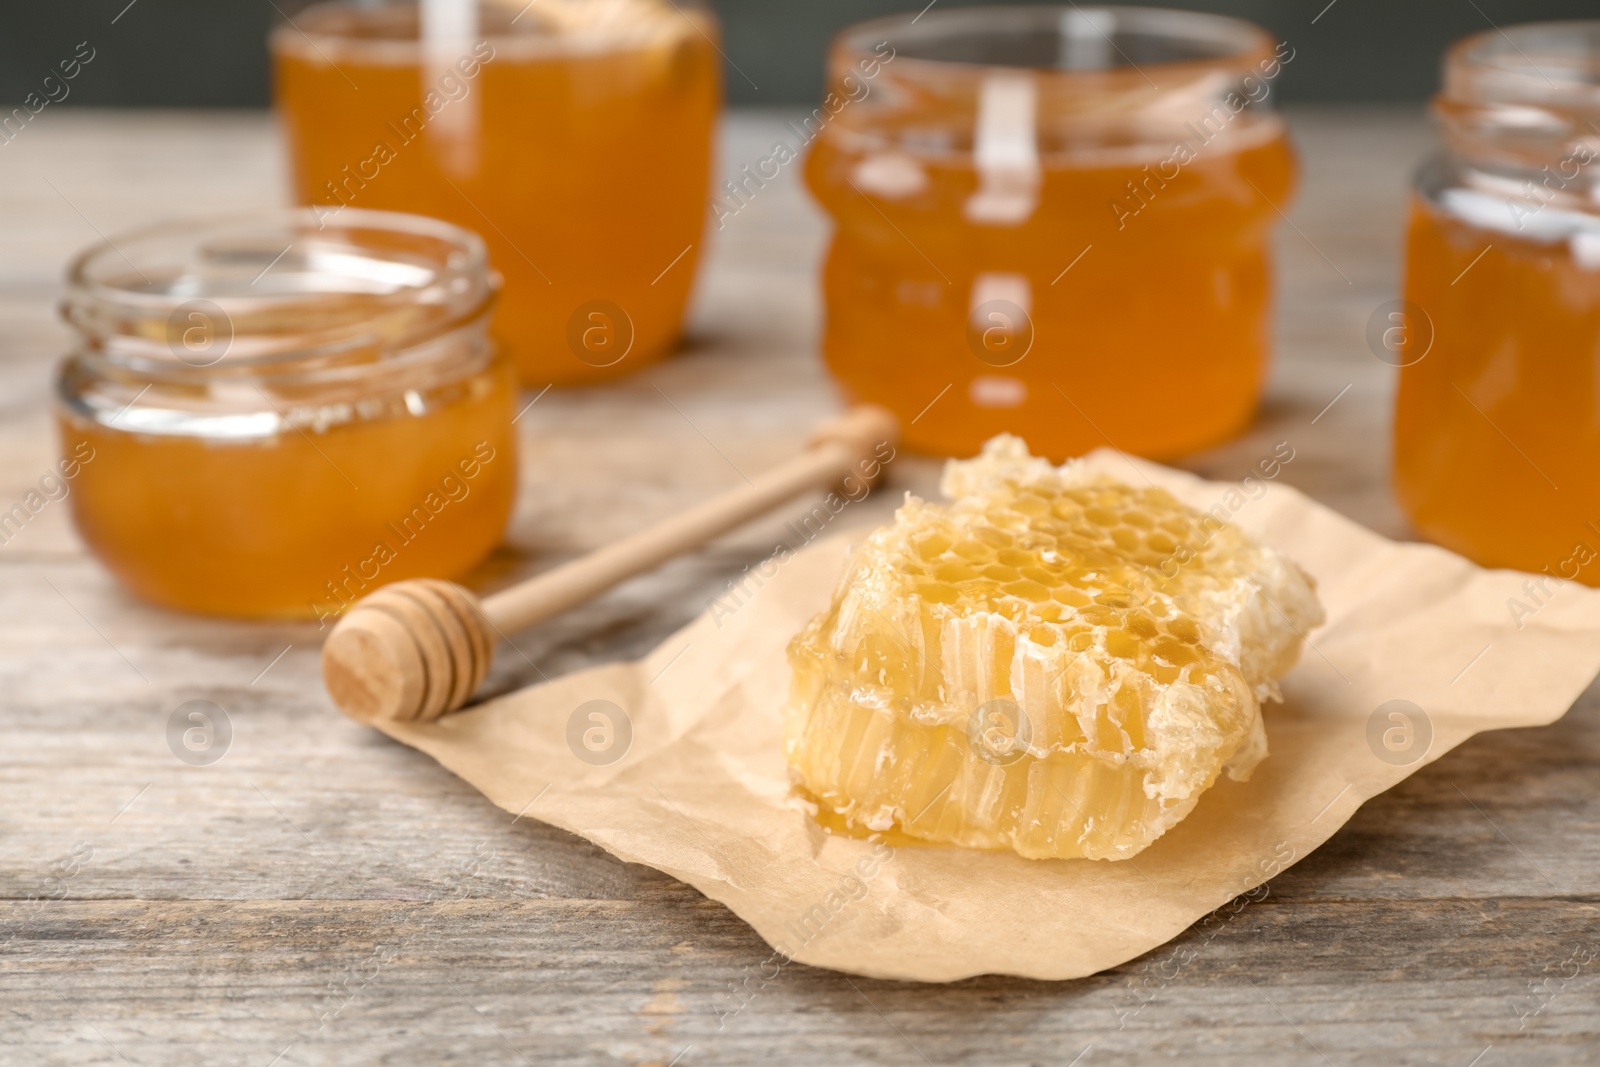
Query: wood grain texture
xmin=2 ymin=108 xmax=1597 ymax=1067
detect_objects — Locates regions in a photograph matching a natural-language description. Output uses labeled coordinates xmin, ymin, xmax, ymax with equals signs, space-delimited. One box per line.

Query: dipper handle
xmin=321 ymin=404 xmax=898 ymax=724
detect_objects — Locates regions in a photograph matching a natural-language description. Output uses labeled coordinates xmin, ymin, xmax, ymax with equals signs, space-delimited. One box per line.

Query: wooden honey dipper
xmin=321 ymin=404 xmax=899 ymax=725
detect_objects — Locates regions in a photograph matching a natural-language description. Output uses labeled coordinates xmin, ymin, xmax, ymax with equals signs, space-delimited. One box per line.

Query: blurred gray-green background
xmin=4 ymin=0 xmax=1595 ymax=107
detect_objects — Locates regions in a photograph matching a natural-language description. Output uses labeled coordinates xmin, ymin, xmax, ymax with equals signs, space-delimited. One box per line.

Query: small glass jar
xmin=272 ymin=0 xmax=721 ymax=387
xmin=805 ymin=5 xmax=1296 ymax=460
xmin=56 ymin=208 xmax=518 ymax=620
xmin=1395 ymin=21 xmax=1600 ymax=581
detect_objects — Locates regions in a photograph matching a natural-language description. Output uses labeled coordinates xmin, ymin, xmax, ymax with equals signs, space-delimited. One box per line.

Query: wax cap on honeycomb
xmin=786 ymin=435 xmax=1325 ymax=860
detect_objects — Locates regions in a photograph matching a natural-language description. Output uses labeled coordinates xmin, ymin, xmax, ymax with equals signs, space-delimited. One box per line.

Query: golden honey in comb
xmin=786 ymin=437 xmax=1323 ymax=860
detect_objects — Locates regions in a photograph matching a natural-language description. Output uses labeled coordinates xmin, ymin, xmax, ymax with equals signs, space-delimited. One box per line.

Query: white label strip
xmin=963 ymin=72 xmax=1041 ymax=226
xmin=1058 ymin=8 xmax=1114 ymax=71
xmin=969 ymin=271 xmax=1032 ymax=315
xmin=422 ymin=0 xmax=481 ymax=179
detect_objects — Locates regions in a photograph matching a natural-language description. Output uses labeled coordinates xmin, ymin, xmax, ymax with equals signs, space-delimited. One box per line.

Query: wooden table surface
xmin=3 ymin=108 xmax=1597 ymax=1067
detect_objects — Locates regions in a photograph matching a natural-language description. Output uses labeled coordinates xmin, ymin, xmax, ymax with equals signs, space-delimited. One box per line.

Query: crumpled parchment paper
xmin=375 ymin=449 xmax=1600 ymax=981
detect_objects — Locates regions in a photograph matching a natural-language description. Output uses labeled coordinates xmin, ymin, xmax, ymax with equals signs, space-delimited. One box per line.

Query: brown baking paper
xmin=375 ymin=449 xmax=1600 ymax=982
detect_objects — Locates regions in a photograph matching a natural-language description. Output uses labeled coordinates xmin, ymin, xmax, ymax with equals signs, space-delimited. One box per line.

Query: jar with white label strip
xmin=1393 ymin=21 xmax=1600 ymax=581
xmin=273 ymin=0 xmax=720 ymax=387
xmin=804 ymin=5 xmax=1296 ymax=460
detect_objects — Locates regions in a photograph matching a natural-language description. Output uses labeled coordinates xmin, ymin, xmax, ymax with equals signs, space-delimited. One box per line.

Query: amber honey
xmin=807 ymin=7 xmax=1297 ymax=461
xmin=1396 ymin=202 xmax=1600 ymax=579
xmin=61 ymin=366 xmax=515 ymax=620
xmin=56 ymin=209 xmax=517 ymax=619
xmin=273 ymin=1 xmax=720 ymax=386
xmin=1393 ymin=21 xmax=1600 ymax=581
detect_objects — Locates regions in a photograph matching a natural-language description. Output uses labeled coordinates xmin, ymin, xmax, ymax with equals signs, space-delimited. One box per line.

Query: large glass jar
xmin=272 ymin=0 xmax=721 ymax=387
xmin=1394 ymin=21 xmax=1600 ymax=582
xmin=56 ymin=209 xmax=517 ymax=620
xmin=805 ymin=5 xmax=1297 ymax=460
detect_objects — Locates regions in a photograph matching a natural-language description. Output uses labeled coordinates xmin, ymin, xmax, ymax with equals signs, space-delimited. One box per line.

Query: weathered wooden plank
xmin=5 ymin=893 xmax=1597 ymax=1066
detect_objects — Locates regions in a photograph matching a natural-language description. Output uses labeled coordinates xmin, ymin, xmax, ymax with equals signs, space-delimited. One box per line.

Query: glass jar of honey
xmin=272 ymin=0 xmax=721 ymax=387
xmin=56 ymin=209 xmax=517 ymax=620
xmin=1394 ymin=22 xmax=1600 ymax=583
xmin=805 ymin=6 xmax=1297 ymax=461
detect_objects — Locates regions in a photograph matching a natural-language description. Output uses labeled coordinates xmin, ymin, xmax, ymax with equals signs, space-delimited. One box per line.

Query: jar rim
xmin=833 ymin=4 xmax=1277 ymax=85
xmin=272 ymin=0 xmax=704 ymax=63
xmin=1444 ymin=20 xmax=1600 ymax=110
xmin=63 ymin=206 xmax=497 ymax=377
xmin=1432 ymin=20 xmax=1600 ymax=176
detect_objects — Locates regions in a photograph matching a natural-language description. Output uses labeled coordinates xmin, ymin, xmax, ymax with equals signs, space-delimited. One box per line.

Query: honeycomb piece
xmin=785 ymin=435 xmax=1324 ymax=861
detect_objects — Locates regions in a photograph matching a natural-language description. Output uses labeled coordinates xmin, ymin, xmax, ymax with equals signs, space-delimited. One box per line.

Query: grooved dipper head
xmin=321 ymin=579 xmax=494 ymax=724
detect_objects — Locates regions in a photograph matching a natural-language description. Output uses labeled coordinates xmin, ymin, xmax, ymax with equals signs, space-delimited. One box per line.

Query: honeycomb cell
xmin=785 ymin=435 xmax=1324 ymax=860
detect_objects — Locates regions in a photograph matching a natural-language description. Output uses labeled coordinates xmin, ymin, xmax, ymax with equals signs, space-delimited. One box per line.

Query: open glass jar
xmin=1394 ymin=21 xmax=1600 ymax=582
xmin=272 ymin=0 xmax=721 ymax=387
xmin=57 ymin=209 xmax=517 ymax=620
xmin=806 ymin=5 xmax=1296 ymax=460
